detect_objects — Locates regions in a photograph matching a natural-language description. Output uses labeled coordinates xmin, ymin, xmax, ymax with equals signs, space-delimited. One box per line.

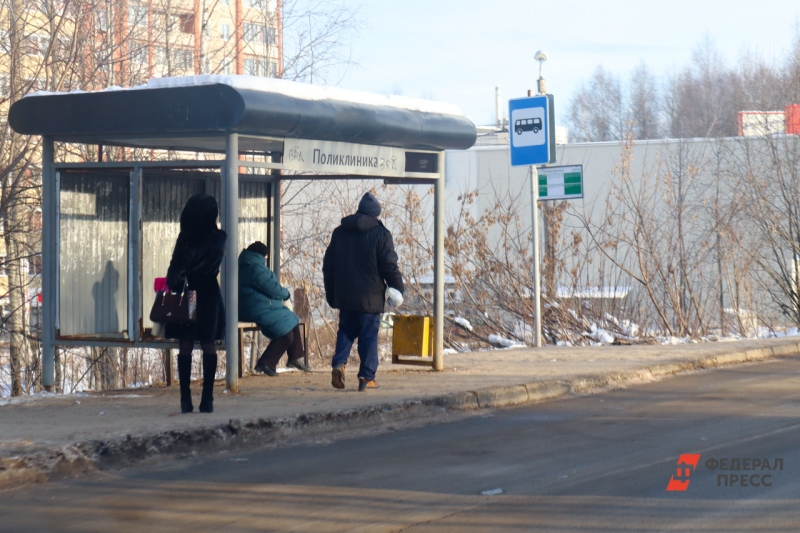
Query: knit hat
xmin=357 ymin=192 xmax=381 ymax=217
xmin=246 ymin=241 xmax=269 ymax=257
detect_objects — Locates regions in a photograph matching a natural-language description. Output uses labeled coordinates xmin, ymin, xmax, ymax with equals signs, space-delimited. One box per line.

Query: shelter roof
xmin=9 ymin=75 xmax=476 ymax=153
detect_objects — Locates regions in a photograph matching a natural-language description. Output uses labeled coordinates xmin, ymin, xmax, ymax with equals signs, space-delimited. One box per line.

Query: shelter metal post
xmin=270 ymin=153 xmax=282 ymax=282
xmin=433 ymin=154 xmax=445 ymax=371
xmin=128 ymin=168 xmax=141 ymax=342
xmin=41 ymin=136 xmax=55 ymax=391
xmin=224 ymin=133 xmax=240 ymax=392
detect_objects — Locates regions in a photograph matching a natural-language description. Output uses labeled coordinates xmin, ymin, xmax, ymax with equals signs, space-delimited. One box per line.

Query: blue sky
xmin=338 ymin=1 xmax=800 ymax=126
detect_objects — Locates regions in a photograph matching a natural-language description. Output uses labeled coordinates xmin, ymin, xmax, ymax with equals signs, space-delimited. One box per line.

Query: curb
xmin=2 ymin=342 xmax=799 ymax=490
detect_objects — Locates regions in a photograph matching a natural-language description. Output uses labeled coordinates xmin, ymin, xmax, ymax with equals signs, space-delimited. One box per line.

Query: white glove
xmin=283 ymin=297 xmax=294 ymax=312
xmin=387 ymin=287 xmax=403 ymax=308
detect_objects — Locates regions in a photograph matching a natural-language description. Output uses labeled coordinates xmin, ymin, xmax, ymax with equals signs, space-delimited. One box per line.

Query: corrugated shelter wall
xmin=59 ymin=170 xmax=272 ymax=337
xmin=141 ymin=175 xmax=206 ymax=331
xmin=59 ymin=171 xmax=129 ymax=336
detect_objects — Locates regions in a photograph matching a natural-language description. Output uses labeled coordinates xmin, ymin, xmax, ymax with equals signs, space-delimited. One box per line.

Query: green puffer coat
xmin=238 ymin=249 xmax=299 ymax=339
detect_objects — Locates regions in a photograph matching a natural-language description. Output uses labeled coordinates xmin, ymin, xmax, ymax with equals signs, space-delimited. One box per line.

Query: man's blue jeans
xmin=331 ymin=310 xmax=381 ymax=381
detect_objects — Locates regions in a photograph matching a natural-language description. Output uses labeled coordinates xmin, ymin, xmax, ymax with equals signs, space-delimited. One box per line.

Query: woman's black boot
xmin=199 ymin=352 xmax=217 ymax=413
xmin=177 ymin=353 xmax=193 ymax=413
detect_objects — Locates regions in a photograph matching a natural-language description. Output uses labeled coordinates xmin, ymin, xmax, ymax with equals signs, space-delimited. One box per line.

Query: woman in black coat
xmin=166 ymin=193 xmax=226 ymax=414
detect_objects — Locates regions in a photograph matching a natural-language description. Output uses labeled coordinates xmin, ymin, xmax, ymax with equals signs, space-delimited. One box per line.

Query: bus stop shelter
xmin=9 ymin=75 xmax=477 ymax=393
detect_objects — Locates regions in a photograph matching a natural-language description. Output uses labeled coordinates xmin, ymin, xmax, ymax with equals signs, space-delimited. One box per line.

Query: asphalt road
xmin=4 ymin=358 xmax=800 ymax=532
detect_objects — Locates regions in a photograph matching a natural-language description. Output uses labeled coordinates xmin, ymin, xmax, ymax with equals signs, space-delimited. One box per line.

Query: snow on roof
xmin=27 ymin=75 xmax=464 ymax=117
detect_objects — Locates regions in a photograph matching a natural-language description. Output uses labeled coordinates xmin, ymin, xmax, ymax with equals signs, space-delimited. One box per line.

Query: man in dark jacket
xmin=323 ymin=193 xmax=404 ymax=391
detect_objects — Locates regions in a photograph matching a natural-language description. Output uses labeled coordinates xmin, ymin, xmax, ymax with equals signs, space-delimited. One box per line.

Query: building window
xmin=0 ymin=74 xmax=9 ymax=98
xmin=54 ymin=37 xmax=71 ymax=60
xmin=178 ymin=13 xmax=194 ymax=34
xmin=0 ymin=27 xmax=9 ymax=52
xmin=243 ymin=58 xmax=274 ymax=77
xmin=96 ymin=10 xmax=108 ymax=32
xmin=29 ymin=255 xmax=42 ymax=276
xmin=222 ymin=61 xmax=232 ymax=75
xmin=243 ymin=23 xmax=266 ymax=44
xmin=172 ymin=48 xmax=194 ymax=72
xmin=243 ymin=58 xmax=256 ymax=76
xmin=246 ymin=0 xmax=265 ymax=8
xmin=154 ymin=46 xmax=167 ymax=67
xmin=130 ymin=44 xmax=148 ymax=66
xmin=220 ymin=23 xmax=230 ymax=41
xmin=24 ymin=34 xmax=49 ymax=56
xmin=24 ymin=77 xmax=46 ymax=91
xmin=267 ymin=27 xmax=277 ymax=45
xmin=128 ymin=5 xmax=148 ymax=28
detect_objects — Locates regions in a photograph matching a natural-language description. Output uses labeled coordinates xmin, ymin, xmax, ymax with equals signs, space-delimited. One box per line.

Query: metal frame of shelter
xmin=10 ymin=79 xmax=477 ymax=393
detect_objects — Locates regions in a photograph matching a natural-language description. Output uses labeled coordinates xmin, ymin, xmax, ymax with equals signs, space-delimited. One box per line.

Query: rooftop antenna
xmin=495 ymin=86 xmax=503 ymax=127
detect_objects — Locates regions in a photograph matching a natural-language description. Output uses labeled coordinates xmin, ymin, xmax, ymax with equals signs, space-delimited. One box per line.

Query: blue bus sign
xmin=509 ymin=94 xmax=555 ymax=167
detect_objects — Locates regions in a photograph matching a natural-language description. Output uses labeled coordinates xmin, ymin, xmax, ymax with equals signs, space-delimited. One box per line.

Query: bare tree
xmin=566 ymin=66 xmax=625 ymax=142
xmin=627 ymin=62 xmax=661 ymax=140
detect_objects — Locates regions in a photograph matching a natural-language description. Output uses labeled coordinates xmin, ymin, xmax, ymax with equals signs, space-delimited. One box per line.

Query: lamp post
xmin=529 ymin=50 xmax=548 ymax=348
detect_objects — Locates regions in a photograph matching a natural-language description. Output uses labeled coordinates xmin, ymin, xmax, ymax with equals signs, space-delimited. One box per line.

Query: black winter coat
xmin=322 ymin=213 xmax=403 ymax=314
xmin=165 ymin=195 xmax=227 ymax=342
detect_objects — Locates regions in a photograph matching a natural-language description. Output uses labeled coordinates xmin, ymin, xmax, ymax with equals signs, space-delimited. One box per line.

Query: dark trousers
xmin=332 ymin=310 xmax=381 ymax=381
xmin=258 ymin=324 xmax=305 ymax=371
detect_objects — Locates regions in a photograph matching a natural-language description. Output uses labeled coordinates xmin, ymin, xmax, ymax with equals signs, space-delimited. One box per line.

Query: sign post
xmin=509 ymin=94 xmax=555 ymax=348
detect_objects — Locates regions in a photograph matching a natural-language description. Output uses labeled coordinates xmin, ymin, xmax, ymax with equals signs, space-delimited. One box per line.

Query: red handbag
xmin=149 ymin=280 xmax=197 ymax=323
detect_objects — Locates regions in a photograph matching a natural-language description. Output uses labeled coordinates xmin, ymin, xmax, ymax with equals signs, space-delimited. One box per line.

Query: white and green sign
xmin=282 ymin=138 xmax=406 ymax=178
xmin=538 ymin=164 xmax=583 ymax=200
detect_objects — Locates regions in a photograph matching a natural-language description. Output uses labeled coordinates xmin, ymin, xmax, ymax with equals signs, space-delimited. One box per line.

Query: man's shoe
xmin=287 ymin=358 xmax=312 ymax=372
xmin=254 ymin=361 xmax=278 ymax=377
xmin=331 ymin=364 xmax=346 ymax=389
xmin=358 ymin=378 xmax=380 ymax=391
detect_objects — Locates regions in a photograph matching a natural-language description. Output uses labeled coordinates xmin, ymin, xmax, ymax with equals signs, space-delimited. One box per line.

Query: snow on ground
xmin=586 ymin=324 xmax=615 ymax=345
xmin=454 ymin=317 xmax=473 ymax=331
xmin=488 ymin=334 xmax=526 ymax=349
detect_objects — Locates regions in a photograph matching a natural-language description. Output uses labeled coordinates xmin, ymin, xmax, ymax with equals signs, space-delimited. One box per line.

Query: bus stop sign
xmin=509 ymin=94 xmax=555 ymax=166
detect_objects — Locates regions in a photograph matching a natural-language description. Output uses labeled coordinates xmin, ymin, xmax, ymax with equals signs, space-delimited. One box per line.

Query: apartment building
xmin=0 ymin=0 xmax=282 ymax=99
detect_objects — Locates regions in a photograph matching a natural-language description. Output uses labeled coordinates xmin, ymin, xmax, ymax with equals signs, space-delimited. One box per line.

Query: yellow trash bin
xmin=392 ymin=315 xmax=435 ymax=366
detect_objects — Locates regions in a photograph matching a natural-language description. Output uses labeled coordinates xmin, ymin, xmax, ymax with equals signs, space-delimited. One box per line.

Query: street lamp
xmin=535 ymin=50 xmax=548 ymax=95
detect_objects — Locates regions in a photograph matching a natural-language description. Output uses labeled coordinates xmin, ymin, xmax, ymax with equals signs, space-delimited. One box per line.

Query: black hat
xmin=357 ymin=192 xmax=381 ymax=217
xmin=246 ymin=241 xmax=269 ymax=257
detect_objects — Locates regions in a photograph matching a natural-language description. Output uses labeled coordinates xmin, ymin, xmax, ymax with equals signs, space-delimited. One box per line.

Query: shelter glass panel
xmin=58 ymin=170 xmax=129 ymax=337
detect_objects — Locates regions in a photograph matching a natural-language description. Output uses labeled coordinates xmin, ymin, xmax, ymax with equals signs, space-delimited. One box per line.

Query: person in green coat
xmin=238 ymin=241 xmax=311 ymax=376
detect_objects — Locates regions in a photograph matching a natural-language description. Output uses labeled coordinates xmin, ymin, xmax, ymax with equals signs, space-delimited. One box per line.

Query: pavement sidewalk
xmin=1 ymin=337 xmax=799 ymax=489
